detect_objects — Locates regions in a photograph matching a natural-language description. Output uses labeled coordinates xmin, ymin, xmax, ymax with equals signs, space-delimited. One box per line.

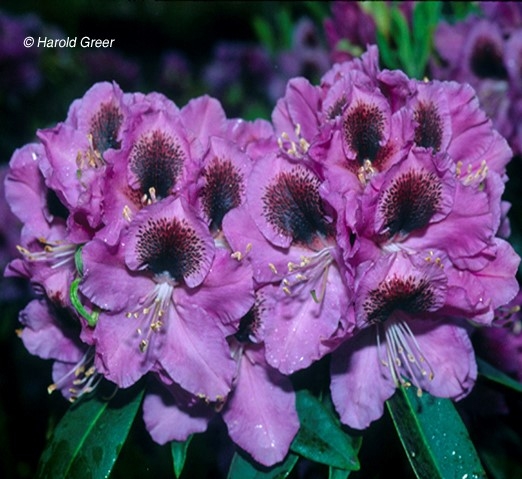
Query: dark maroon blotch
xmin=136 ymin=217 xmax=204 ymax=282
xmin=130 ymin=130 xmax=184 ymax=200
xmin=364 ymin=275 xmax=435 ymax=324
xmin=380 ymin=169 xmax=442 ymax=238
xmin=262 ymin=167 xmax=331 ymax=244
xmin=200 ymin=158 xmax=243 ymax=232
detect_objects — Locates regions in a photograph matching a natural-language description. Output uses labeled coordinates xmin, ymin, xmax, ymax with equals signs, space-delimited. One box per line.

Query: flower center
xmin=130 ymin=130 xmax=184 ymax=201
xmin=200 ymin=158 xmax=243 ymax=232
xmin=343 ymin=101 xmax=385 ymax=164
xmin=135 ymin=217 xmax=205 ymax=283
xmin=89 ymin=102 xmax=123 ymax=154
xmin=470 ymin=36 xmax=507 ymax=80
xmin=262 ymin=166 xmax=331 ymax=245
xmin=413 ymin=102 xmax=443 ymax=152
xmin=379 ymin=169 xmax=442 ymax=239
xmin=327 ymin=96 xmax=347 ymax=120
xmin=363 ymin=274 xmax=437 ymax=324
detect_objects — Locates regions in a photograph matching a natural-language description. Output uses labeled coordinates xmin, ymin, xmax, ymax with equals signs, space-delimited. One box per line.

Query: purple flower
xmin=143 ymin=304 xmax=299 ymax=467
xmin=330 ymin=251 xmax=478 ymax=429
xmin=270 ymin=18 xmax=331 ymax=102
xmin=224 ymin=149 xmax=354 ymax=375
xmin=0 ymin=164 xmax=29 ymax=302
xmin=18 ymin=298 xmax=100 ymax=402
xmin=432 ymin=6 xmax=522 ymax=156
xmin=473 ymin=290 xmax=522 ymax=382
xmin=157 ymin=50 xmax=192 ymax=100
xmin=324 ymin=1 xmax=376 ymax=63
xmin=221 ymin=340 xmax=299 ymax=466
xmin=37 ymin=81 xmax=132 ymax=237
xmin=80 ymin=195 xmax=254 ymax=400
xmin=268 ymin=46 xmax=520 ymax=429
xmin=80 ymin=50 xmax=142 ymax=91
xmin=0 ymin=10 xmax=44 ymax=94
xmin=4 ymin=142 xmax=77 ymax=307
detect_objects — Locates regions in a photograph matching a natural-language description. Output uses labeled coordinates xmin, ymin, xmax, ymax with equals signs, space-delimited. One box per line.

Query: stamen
xmin=17 ymin=241 xmax=76 ymax=269
xmin=127 ymin=282 xmax=173 ymax=353
xmin=278 ymin=123 xmax=310 ymax=159
xmin=230 ymin=243 xmax=252 ymax=262
xmin=47 ymin=347 xmax=102 ymax=402
xmin=280 ymin=247 xmax=333 ymax=305
xmin=122 ymin=205 xmax=133 ymax=222
xmin=381 ymin=320 xmax=435 ymax=395
xmin=357 ymin=159 xmax=376 ymax=185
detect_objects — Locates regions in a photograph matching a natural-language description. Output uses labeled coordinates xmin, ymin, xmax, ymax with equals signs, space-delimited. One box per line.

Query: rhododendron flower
xmin=143 ymin=299 xmax=299 ymax=467
xmin=432 ymin=3 xmax=522 ymax=156
xmin=225 ymin=150 xmax=354 ymax=374
xmin=330 ymin=251 xmax=477 ymax=429
xmin=268 ymin=45 xmax=519 ymax=429
xmin=4 ymin=38 xmax=521 ymax=475
xmin=18 ymin=299 xmax=100 ymax=402
xmin=80 ymin=196 xmax=254 ymax=400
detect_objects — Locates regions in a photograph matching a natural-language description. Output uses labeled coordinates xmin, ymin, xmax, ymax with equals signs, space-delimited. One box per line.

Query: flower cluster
xmin=433 ymin=2 xmax=522 ymax=156
xmin=4 ymin=45 xmax=520 ymax=467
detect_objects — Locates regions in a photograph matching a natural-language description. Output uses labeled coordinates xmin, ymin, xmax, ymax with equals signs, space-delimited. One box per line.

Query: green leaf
xmin=253 ymin=16 xmax=275 ymax=55
xmin=389 ymin=6 xmax=415 ymax=77
xmin=477 ymin=358 xmax=522 ymax=393
xmin=361 ymin=2 xmax=391 ymax=38
xmin=37 ymin=386 xmax=144 ymax=479
xmin=386 ymin=387 xmax=487 ymax=479
xmin=171 ymin=435 xmax=193 ymax=478
xmin=291 ymin=390 xmax=360 ymax=470
xmin=227 ymin=451 xmax=298 ymax=479
xmin=412 ymin=1 xmax=441 ymax=78
xmin=376 ymin=28 xmax=398 ymax=71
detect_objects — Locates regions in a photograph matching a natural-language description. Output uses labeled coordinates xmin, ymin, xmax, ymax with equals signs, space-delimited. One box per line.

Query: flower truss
xmin=433 ymin=1 xmax=522 ymax=156
xmin=4 ymin=44 xmax=520 ymax=471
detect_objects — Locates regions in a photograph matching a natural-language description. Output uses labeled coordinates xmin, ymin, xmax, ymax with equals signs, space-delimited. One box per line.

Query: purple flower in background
xmin=157 ymin=50 xmax=192 ymax=101
xmin=203 ymin=41 xmax=274 ymax=116
xmin=0 ymin=10 xmax=44 ymax=95
xmin=270 ymin=18 xmax=331 ymax=102
xmin=324 ymin=1 xmax=376 ymax=63
xmin=80 ymin=50 xmax=142 ymax=91
xmin=432 ymin=3 xmax=522 ymax=156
